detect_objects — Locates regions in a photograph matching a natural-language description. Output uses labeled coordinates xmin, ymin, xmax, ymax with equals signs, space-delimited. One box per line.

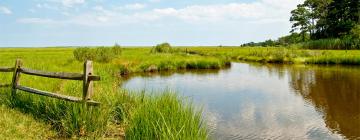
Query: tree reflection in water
xmin=252 ymin=64 xmax=360 ymax=139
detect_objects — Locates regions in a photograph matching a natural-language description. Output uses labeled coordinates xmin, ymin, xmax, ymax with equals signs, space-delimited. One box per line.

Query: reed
xmin=125 ymin=91 xmax=208 ymax=140
xmin=301 ymin=38 xmax=360 ymax=50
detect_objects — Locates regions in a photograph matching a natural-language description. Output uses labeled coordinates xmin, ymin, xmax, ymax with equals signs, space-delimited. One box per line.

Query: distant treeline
xmin=242 ymin=0 xmax=359 ymax=49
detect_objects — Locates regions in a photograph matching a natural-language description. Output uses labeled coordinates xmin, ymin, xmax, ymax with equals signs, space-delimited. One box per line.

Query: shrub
xmin=73 ymin=47 xmax=95 ymax=62
xmin=112 ymin=43 xmax=122 ymax=55
xmin=151 ymin=43 xmax=172 ymax=53
xmin=73 ymin=45 xmax=122 ymax=63
xmin=94 ymin=47 xmax=116 ymax=63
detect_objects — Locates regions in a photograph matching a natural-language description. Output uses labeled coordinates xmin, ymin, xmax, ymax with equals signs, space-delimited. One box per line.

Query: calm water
xmin=122 ymin=62 xmax=360 ymax=140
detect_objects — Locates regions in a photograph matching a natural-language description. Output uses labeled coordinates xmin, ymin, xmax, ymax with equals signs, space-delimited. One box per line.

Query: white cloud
xmin=18 ymin=0 xmax=304 ymax=26
xmin=149 ymin=0 xmax=161 ymax=3
xmin=146 ymin=0 xmax=304 ymax=22
xmin=47 ymin=0 xmax=85 ymax=7
xmin=17 ymin=18 xmax=56 ymax=24
xmin=36 ymin=3 xmax=59 ymax=10
xmin=0 ymin=6 xmax=12 ymax=15
xmin=62 ymin=0 xmax=85 ymax=7
xmin=125 ymin=3 xmax=146 ymax=10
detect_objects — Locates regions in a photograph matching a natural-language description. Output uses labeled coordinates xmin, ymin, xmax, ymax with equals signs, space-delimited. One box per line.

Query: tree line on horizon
xmin=242 ymin=0 xmax=359 ymax=49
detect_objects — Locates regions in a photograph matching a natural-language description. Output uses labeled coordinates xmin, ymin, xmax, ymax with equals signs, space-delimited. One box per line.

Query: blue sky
xmin=0 ymin=0 xmax=303 ymax=47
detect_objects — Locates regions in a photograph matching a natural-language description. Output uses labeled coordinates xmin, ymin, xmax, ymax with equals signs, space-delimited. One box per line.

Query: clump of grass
xmin=125 ymin=91 xmax=208 ymax=140
xmin=73 ymin=45 xmax=122 ymax=63
xmin=306 ymin=53 xmax=360 ymax=65
xmin=151 ymin=43 xmax=172 ymax=53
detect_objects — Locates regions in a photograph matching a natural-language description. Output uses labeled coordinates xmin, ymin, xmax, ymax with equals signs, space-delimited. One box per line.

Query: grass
xmin=301 ymin=38 xmax=360 ymax=50
xmin=186 ymin=47 xmax=360 ymax=65
xmin=0 ymin=46 xmax=358 ymax=139
xmin=125 ymin=92 xmax=208 ymax=140
xmin=0 ymin=89 xmax=56 ymax=139
xmin=0 ymin=47 xmax=221 ymax=139
xmin=113 ymin=48 xmax=230 ymax=74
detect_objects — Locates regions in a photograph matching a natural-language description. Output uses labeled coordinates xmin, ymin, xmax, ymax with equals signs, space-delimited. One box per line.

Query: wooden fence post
xmin=11 ymin=59 xmax=22 ymax=97
xmin=83 ymin=60 xmax=93 ymax=101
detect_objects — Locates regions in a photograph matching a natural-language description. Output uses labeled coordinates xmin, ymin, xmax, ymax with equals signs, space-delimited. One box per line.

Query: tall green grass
xmin=0 ymin=47 xmax=211 ymax=139
xmin=125 ymin=92 xmax=208 ymax=140
xmin=114 ymin=48 xmax=230 ymax=74
xmin=187 ymin=47 xmax=360 ymax=65
xmin=301 ymin=38 xmax=360 ymax=50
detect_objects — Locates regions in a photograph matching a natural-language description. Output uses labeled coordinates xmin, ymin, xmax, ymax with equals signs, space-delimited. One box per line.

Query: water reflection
xmin=122 ymin=63 xmax=360 ymax=140
xmin=257 ymin=64 xmax=360 ymax=139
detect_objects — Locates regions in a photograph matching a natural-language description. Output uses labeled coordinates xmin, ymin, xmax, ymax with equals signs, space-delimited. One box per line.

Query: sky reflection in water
xmin=122 ymin=63 xmax=360 ymax=140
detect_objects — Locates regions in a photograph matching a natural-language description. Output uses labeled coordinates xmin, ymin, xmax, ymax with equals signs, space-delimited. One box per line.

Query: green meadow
xmin=0 ymin=46 xmax=359 ymax=139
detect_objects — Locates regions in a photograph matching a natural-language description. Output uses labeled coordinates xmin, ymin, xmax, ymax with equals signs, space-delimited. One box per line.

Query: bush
xmin=151 ymin=43 xmax=172 ymax=53
xmin=112 ymin=43 xmax=122 ymax=55
xmin=73 ymin=45 xmax=122 ymax=63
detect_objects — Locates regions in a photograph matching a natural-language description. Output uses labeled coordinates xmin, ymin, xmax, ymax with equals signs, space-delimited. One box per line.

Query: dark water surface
xmin=122 ymin=63 xmax=360 ymax=140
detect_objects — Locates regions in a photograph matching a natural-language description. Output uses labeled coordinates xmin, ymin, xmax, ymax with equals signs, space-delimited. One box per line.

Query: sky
xmin=0 ymin=0 xmax=304 ymax=47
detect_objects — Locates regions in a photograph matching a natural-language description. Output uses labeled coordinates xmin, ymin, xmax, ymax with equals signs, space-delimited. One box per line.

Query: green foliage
xmin=151 ymin=43 xmax=172 ymax=53
xmin=278 ymin=33 xmax=310 ymax=45
xmin=290 ymin=0 xmax=359 ymax=40
xmin=290 ymin=3 xmax=313 ymax=41
xmin=73 ymin=45 xmax=122 ymax=63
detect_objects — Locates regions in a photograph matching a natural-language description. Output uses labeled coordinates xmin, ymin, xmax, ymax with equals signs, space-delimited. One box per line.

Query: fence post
xmin=83 ymin=60 xmax=93 ymax=101
xmin=11 ymin=59 xmax=22 ymax=98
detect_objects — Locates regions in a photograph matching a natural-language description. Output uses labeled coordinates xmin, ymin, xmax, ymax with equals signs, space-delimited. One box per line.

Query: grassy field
xmin=0 ymin=46 xmax=359 ymax=139
xmin=186 ymin=47 xmax=360 ymax=65
xmin=0 ymin=47 xmax=222 ymax=139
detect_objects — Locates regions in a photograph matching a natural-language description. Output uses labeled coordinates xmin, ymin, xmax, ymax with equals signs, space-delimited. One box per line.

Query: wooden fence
xmin=0 ymin=59 xmax=101 ymax=106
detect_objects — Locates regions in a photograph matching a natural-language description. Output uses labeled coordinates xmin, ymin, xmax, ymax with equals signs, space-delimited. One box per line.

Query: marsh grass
xmin=125 ymin=91 xmax=208 ymax=140
xmin=1 ymin=46 xmax=357 ymax=139
xmin=114 ymin=48 xmax=230 ymax=74
xmin=0 ymin=47 xmax=213 ymax=139
xmin=188 ymin=47 xmax=360 ymax=65
xmin=302 ymin=38 xmax=360 ymax=50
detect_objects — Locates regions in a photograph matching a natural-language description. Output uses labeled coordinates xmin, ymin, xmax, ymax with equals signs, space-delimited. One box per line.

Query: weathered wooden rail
xmin=0 ymin=59 xmax=101 ymax=106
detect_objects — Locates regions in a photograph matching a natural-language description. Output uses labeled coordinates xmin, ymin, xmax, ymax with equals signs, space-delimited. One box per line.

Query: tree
xmin=322 ymin=0 xmax=360 ymax=38
xmin=303 ymin=0 xmax=333 ymax=39
xmin=290 ymin=4 xmax=312 ymax=41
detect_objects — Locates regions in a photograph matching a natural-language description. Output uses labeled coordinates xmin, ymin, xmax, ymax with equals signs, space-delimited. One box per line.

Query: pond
xmin=122 ymin=62 xmax=360 ymax=140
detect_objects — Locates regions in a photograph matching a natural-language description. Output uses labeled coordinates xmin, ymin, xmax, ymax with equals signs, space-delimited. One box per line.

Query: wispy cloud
xmin=18 ymin=0 xmax=303 ymax=26
xmin=0 ymin=6 xmax=12 ymax=15
xmin=124 ymin=3 xmax=146 ymax=10
xmin=149 ymin=0 xmax=161 ymax=3
xmin=47 ymin=0 xmax=85 ymax=7
xmin=17 ymin=18 xmax=56 ymax=24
